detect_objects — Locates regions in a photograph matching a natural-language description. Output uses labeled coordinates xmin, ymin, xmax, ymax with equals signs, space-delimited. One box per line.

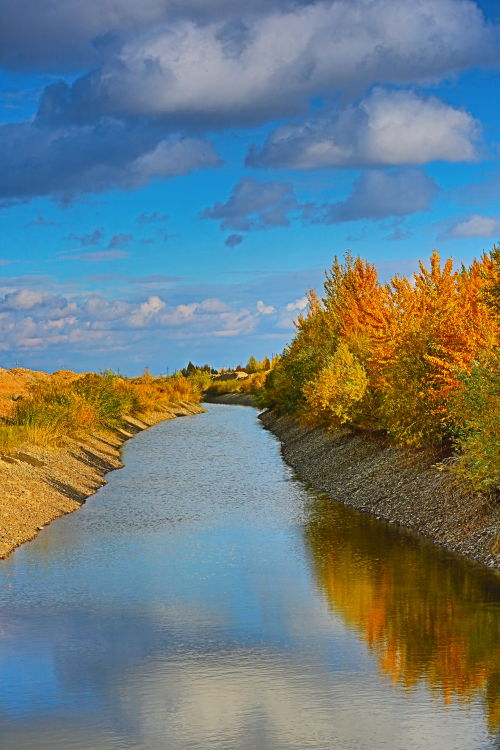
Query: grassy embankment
xmin=0 ymin=369 xmax=204 ymax=558
xmin=0 ymin=369 xmax=202 ymax=454
xmin=204 ymin=370 xmax=269 ymax=400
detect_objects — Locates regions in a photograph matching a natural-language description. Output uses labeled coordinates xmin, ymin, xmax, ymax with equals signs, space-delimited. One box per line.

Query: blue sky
xmin=0 ymin=0 xmax=499 ymax=374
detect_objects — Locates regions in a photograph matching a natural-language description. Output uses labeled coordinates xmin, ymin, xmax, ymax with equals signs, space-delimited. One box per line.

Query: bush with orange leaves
xmin=259 ymin=248 xmax=499 ymax=490
xmin=382 ymin=251 xmax=498 ymax=446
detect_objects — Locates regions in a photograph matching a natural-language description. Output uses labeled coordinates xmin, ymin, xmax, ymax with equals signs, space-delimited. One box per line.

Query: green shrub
xmin=302 ymin=343 xmax=368 ymax=428
xmin=450 ymin=350 xmax=500 ymax=492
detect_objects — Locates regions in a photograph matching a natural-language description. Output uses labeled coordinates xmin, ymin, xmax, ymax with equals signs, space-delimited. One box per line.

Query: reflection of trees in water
xmin=304 ymin=495 xmax=500 ymax=732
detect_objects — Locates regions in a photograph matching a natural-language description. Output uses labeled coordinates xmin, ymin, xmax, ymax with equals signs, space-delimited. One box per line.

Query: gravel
xmin=259 ymin=409 xmax=500 ymax=571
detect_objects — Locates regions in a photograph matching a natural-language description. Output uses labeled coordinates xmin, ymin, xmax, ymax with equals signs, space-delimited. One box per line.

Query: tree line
xmin=257 ymin=249 xmax=499 ymax=492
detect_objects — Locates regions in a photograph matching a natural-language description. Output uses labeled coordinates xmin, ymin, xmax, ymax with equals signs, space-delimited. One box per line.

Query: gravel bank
xmin=260 ymin=409 xmax=500 ymax=570
xmin=0 ymin=401 xmax=204 ymax=559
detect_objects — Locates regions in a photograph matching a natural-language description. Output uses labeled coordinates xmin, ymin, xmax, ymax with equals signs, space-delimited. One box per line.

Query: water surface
xmin=0 ymin=404 xmax=498 ymax=749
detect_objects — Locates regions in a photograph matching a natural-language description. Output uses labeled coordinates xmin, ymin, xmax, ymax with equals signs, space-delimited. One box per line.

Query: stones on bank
xmin=0 ymin=401 xmax=204 ymax=559
xmin=259 ymin=409 xmax=500 ymax=570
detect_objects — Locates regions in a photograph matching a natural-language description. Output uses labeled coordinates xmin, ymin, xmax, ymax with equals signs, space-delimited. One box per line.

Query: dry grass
xmin=0 ymin=369 xmax=203 ymax=453
xmin=205 ymin=370 xmax=269 ymax=397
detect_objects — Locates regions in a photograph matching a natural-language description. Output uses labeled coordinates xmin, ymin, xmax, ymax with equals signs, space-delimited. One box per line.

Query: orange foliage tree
xmin=258 ymin=248 xmax=499 ymax=487
xmin=382 ymin=251 xmax=498 ymax=445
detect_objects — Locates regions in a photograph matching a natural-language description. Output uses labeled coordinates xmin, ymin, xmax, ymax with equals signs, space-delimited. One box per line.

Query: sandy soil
xmin=260 ymin=409 xmax=500 ymax=570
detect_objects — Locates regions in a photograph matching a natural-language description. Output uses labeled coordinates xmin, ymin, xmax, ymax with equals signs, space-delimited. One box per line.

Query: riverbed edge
xmin=0 ymin=401 xmax=205 ymax=560
xmin=259 ymin=408 xmax=500 ymax=571
xmin=203 ymin=392 xmax=256 ymax=406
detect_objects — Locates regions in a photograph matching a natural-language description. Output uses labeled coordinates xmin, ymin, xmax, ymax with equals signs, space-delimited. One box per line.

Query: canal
xmin=0 ymin=403 xmax=498 ymax=749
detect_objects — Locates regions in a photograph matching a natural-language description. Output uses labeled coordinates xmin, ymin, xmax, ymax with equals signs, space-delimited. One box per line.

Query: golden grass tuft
xmin=0 ymin=370 xmax=203 ymax=454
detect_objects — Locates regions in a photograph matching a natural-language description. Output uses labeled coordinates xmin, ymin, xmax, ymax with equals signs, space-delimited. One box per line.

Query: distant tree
xmin=181 ymin=361 xmax=197 ymax=377
xmin=246 ymin=355 xmax=259 ymax=373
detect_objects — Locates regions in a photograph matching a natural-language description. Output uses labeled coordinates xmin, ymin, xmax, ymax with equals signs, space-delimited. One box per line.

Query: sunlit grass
xmin=0 ymin=371 xmax=203 ymax=454
xmin=205 ymin=370 xmax=269 ymax=397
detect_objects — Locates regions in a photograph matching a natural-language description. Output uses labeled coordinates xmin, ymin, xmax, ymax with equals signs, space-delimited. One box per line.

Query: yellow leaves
xmin=302 ymin=342 xmax=368 ymax=427
xmin=382 ymin=249 xmax=499 ymax=444
xmin=263 ymin=247 xmax=498 ymax=462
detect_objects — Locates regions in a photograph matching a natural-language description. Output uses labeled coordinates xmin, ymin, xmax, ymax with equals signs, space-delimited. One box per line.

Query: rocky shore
xmin=0 ymin=401 xmax=204 ymax=559
xmin=259 ymin=409 xmax=500 ymax=570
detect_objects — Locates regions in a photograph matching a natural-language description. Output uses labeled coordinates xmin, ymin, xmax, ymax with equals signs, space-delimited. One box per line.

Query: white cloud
xmin=247 ymin=89 xmax=481 ymax=169
xmin=0 ymin=289 xmax=47 ymax=310
xmin=285 ymin=296 xmax=308 ymax=312
xmin=74 ymin=1 xmax=497 ymax=126
xmin=128 ymin=295 xmax=166 ymax=328
xmin=278 ymin=296 xmax=310 ymax=328
xmin=0 ymin=284 xmax=312 ymax=357
xmin=127 ymin=138 xmax=221 ymax=186
xmin=0 ymin=0 xmax=300 ymax=71
xmin=256 ymin=300 xmax=276 ymax=315
xmin=0 ymin=121 xmax=221 ymax=202
xmin=447 ymin=213 xmax=500 ymax=238
xmin=2 ymin=1 xmax=497 ymax=204
xmin=22 ymin=0 xmax=497 ymax=130
xmin=84 ymin=296 xmax=131 ymax=321
xmin=198 ymin=298 xmax=231 ymax=313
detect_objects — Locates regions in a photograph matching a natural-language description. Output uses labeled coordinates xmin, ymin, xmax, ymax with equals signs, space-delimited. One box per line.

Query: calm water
xmin=0 ymin=404 xmax=498 ymax=750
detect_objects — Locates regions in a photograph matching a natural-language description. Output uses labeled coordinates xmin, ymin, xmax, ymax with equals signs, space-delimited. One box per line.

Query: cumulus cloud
xmin=0 ymin=289 xmax=51 ymax=311
xmin=127 ymin=139 xmax=221 ymax=187
xmin=197 ymin=298 xmax=231 ymax=313
xmin=0 ymin=0 xmax=307 ymax=71
xmin=285 ymin=296 xmax=308 ymax=312
xmin=128 ymin=295 xmax=167 ymax=327
xmin=202 ymin=178 xmax=298 ymax=231
xmin=446 ymin=213 xmax=500 ymax=237
xmin=205 ymin=169 xmax=437 ymax=232
xmin=84 ymin=295 xmax=130 ymax=321
xmin=307 ymin=168 xmax=438 ymax=223
xmin=256 ymin=300 xmax=276 ymax=314
xmin=247 ymin=89 xmax=481 ymax=169
xmin=277 ymin=295 xmax=309 ymax=328
xmin=1 ymin=1 xmax=497 ymax=205
xmin=0 ymin=283 xmax=303 ymax=355
xmin=28 ymin=1 xmax=498 ymax=128
xmin=0 ymin=118 xmax=221 ymax=203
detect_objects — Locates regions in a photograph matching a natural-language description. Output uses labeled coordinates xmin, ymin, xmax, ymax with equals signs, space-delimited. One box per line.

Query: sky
xmin=0 ymin=0 xmax=499 ymax=375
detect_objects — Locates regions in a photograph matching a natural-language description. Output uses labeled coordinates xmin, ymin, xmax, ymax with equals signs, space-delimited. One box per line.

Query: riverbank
xmin=259 ymin=409 xmax=500 ymax=570
xmin=203 ymin=392 xmax=256 ymax=406
xmin=0 ymin=401 xmax=204 ymax=559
